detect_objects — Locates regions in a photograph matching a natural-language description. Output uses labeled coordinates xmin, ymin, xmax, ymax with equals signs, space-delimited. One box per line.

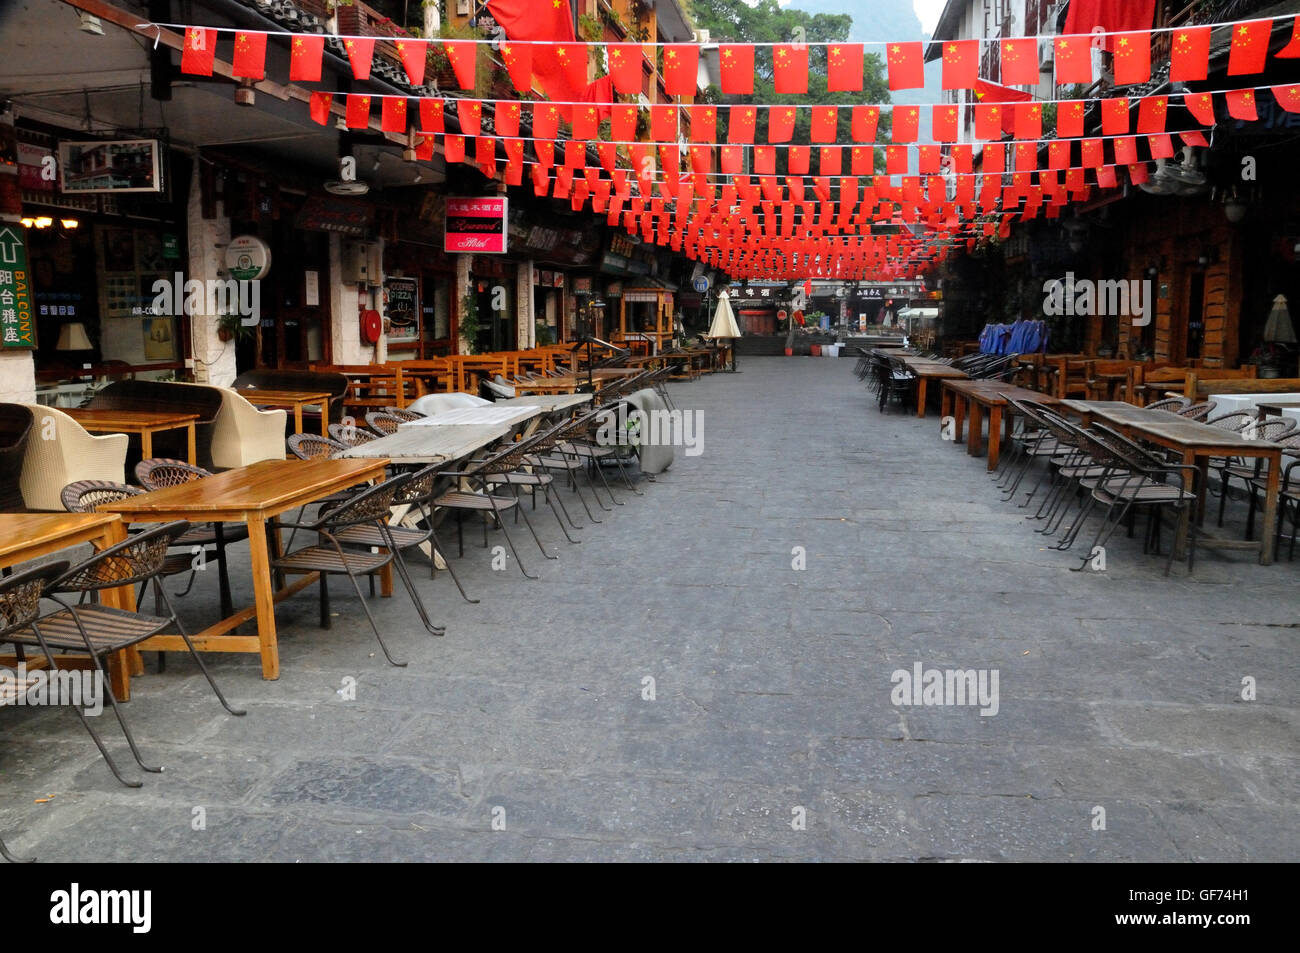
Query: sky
xmin=752 ymin=0 xmax=944 ymax=34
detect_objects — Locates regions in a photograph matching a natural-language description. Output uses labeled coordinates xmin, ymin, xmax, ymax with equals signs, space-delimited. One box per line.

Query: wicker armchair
xmin=209 ymin=387 xmax=286 ymax=469
xmin=19 ymin=405 xmax=128 ymax=511
xmin=364 ymin=411 xmax=404 ymax=436
xmin=328 ymin=423 xmax=378 ymax=448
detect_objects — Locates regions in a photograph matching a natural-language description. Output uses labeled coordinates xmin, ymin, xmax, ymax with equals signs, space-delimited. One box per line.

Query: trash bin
xmin=825 ymin=343 xmax=840 ymax=357
xmin=810 ymin=344 xmax=821 ymax=356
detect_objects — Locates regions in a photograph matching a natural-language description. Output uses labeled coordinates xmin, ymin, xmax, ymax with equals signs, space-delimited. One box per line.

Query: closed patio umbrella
xmin=708 ymin=290 xmax=742 ymax=371
xmin=1263 ymin=294 xmax=1296 ymax=344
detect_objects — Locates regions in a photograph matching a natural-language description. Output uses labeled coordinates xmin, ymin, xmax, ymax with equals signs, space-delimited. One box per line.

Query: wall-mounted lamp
xmin=77 ymin=11 xmax=104 ymax=35
xmin=60 ymin=218 xmax=79 ymax=229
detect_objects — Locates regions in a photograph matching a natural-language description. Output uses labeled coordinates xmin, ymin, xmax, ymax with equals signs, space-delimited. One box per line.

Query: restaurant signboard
xmin=0 ymin=225 xmax=35 ymax=349
xmin=445 ymin=197 xmax=507 ymax=254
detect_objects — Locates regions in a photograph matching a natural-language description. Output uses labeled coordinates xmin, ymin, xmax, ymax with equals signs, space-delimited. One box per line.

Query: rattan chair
xmin=3 ymin=524 xmax=245 ymax=786
xmin=1247 ymin=431 xmax=1300 ymax=558
xmin=328 ymin=422 xmax=378 ymax=448
xmin=1146 ymin=397 xmax=1189 ymax=412
xmin=1176 ymin=401 xmax=1216 ymax=421
xmin=271 ymin=474 xmax=424 ymax=666
xmin=364 ymin=412 xmax=405 ymax=436
xmin=287 ymin=433 xmax=346 ymax=460
xmin=382 ymin=407 xmax=424 ymax=422
xmin=1216 ymin=417 xmax=1298 ymax=527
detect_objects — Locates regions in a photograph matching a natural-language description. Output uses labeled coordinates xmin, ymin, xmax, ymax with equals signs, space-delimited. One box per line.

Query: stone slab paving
xmin=1 ymin=356 xmax=1295 ymax=861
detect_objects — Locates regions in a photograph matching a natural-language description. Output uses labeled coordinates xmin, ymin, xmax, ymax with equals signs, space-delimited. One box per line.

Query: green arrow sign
xmin=0 ymin=226 xmax=35 ymax=349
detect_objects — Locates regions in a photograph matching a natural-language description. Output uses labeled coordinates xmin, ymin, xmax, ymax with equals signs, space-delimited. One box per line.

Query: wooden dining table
xmin=64 ymin=408 xmax=200 ymax=465
xmin=98 ymin=457 xmax=390 ymax=680
xmin=0 ymin=512 xmax=136 ymax=699
xmin=235 ymin=389 xmax=332 ymax=437
xmin=338 ymin=423 xmax=510 ymax=465
xmin=1060 ymin=399 xmax=1285 ymax=565
xmin=941 ymin=381 xmax=1063 ymax=471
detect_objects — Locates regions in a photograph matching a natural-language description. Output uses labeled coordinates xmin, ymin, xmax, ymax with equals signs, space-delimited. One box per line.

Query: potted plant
xmin=217 ymin=312 xmax=254 ymax=344
xmin=459 ymin=292 xmax=482 ymax=354
xmin=1251 ymin=343 xmax=1282 ymax=378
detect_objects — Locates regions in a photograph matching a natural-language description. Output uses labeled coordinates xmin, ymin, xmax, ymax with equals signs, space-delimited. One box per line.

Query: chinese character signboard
xmin=445 ymin=197 xmax=508 ymax=254
xmin=0 ymin=225 xmax=35 ymax=349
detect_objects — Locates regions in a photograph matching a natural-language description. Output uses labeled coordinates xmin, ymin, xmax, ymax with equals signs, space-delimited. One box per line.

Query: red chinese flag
xmin=608 ymin=44 xmax=642 ymax=94
xmin=886 ymin=41 xmax=924 ymax=91
xmin=1147 ymin=134 xmax=1174 ymax=159
xmin=457 ymin=100 xmax=482 ymax=137
xmin=651 ymin=104 xmax=677 ymax=141
xmin=1053 ymin=35 xmax=1091 ymax=85
xmin=535 ymin=141 xmax=555 ymax=169
xmin=720 ymin=146 xmax=743 ymax=175
xmin=941 ymin=39 xmax=978 ymax=89
xmin=1000 ymin=38 xmax=1038 ymax=86
xmin=345 ymin=94 xmax=371 ymax=129
xmin=773 ymin=45 xmax=808 ymax=94
xmin=496 ymin=101 xmax=521 ymax=138
xmin=1136 ymin=96 xmax=1167 ymax=133
xmin=597 ymin=142 xmax=617 ymax=173
xmin=477 ymin=137 xmax=498 ymax=176
xmin=1096 ymin=166 xmax=1118 ymax=189
xmin=1169 ymin=26 xmax=1210 ymax=81
xmin=768 ymin=106 xmax=796 ymax=143
xmin=533 ymin=102 xmax=561 ymax=140
xmin=810 ymin=106 xmax=838 ymax=143
xmin=308 ymin=92 xmax=332 ymax=126
xmin=1048 ymin=140 xmax=1071 ymax=170
xmin=285 ymin=34 xmax=325 ymax=82
xmin=974 ymin=103 xmax=1003 ymax=141
xmin=181 ymin=28 xmax=216 ymax=77
xmin=826 ymin=43 xmax=864 ymax=91
xmin=892 ymin=106 xmax=919 ymax=143
xmin=1057 ymin=100 xmax=1086 ymax=138
xmin=531 ymin=165 xmax=550 ymax=197
xmin=444 ymin=41 xmax=477 ymax=89
xmin=414 ymin=133 xmax=434 ymax=162
xmin=564 ymin=139 xmax=584 ymax=169
xmin=572 ymin=103 xmax=600 ymax=139
xmin=1113 ymin=136 xmax=1137 ymax=165
xmin=1127 ymin=163 xmax=1148 ymax=185
xmin=984 ymin=143 xmax=1006 ymax=173
xmin=754 ymin=146 xmax=776 ymax=176
xmin=819 ymin=146 xmax=841 ymax=176
xmin=788 ymin=146 xmax=810 ymax=175
xmin=420 ymin=99 xmax=444 ymax=133
xmin=1184 ymin=92 xmax=1215 ymax=126
xmin=344 ymin=37 xmax=374 ymax=81
xmin=729 ymin=106 xmax=757 ymax=144
xmin=952 ymin=144 xmax=973 ymax=173
xmin=689 ymin=146 xmax=711 ymax=176
xmin=1113 ymin=32 xmax=1151 ymax=85
xmin=850 ymin=145 xmax=873 ymax=175
xmin=392 ymin=38 xmax=426 ymax=87
xmin=1081 ymin=138 xmax=1104 ymax=168
xmin=662 ymin=45 xmax=699 ymax=96
xmin=1015 ymin=103 xmax=1043 ymax=141
xmin=1101 ymin=98 xmax=1129 ymax=135
xmin=933 ymin=104 xmax=959 ymax=142
xmin=690 ymin=104 xmax=717 ymax=143
xmin=851 ymin=106 xmax=880 ymax=142
xmin=381 ymin=98 xmax=407 ymax=134
xmin=1228 ymin=20 xmax=1271 ymax=76
xmin=1014 ymin=141 xmax=1037 ymax=171
xmin=885 ymin=146 xmax=908 ymax=176
xmin=444 ymin=134 xmax=466 ymax=165
xmin=918 ymin=145 xmax=941 ymax=175
xmin=1181 ymin=130 xmax=1209 ymax=148
xmin=232 ymin=31 xmax=267 ymax=80
xmin=1225 ymin=89 xmax=1258 ymax=121
xmin=719 ymin=45 xmax=754 ymax=95
xmin=610 ymin=104 xmax=636 ymax=142
xmin=1276 ymin=84 xmax=1300 ymax=113
xmin=500 ymin=42 xmax=532 ymax=92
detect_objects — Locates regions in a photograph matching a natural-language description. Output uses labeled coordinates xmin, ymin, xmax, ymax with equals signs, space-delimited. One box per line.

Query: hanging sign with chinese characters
xmin=0 ymin=225 xmax=35 ymax=349
xmin=445 ymin=197 xmax=508 ymax=254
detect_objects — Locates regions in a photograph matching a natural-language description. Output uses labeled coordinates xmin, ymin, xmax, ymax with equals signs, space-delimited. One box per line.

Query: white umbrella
xmin=707 ymin=290 xmax=742 ymax=371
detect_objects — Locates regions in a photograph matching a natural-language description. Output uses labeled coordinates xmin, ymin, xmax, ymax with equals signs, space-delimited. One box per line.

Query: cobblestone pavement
xmin=1 ymin=356 xmax=1296 ymax=861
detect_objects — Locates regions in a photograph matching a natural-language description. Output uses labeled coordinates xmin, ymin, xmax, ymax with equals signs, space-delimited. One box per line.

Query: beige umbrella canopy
xmin=707 ymin=290 xmax=742 ymax=371
xmin=1263 ymin=294 xmax=1297 ymax=344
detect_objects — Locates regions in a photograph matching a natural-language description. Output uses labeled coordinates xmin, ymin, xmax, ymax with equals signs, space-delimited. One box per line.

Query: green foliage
xmin=687 ymin=0 xmax=891 ymax=176
xmin=459 ymin=292 xmax=483 ymax=355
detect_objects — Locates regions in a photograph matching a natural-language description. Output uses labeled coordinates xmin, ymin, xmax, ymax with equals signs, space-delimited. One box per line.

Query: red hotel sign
xmin=444 ymin=197 xmax=508 ymax=254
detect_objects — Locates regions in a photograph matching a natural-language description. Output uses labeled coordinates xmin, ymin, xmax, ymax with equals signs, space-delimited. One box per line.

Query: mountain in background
xmin=787 ymin=0 xmax=941 ymax=143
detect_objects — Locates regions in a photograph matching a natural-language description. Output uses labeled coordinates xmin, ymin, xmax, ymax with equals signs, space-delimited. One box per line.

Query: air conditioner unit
xmin=342 ymin=241 xmax=382 ymax=286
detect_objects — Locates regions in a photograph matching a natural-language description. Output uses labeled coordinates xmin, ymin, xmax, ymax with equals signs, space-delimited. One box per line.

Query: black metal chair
xmin=3 ymin=524 xmax=245 ymax=787
xmin=271 ymin=474 xmax=425 ymax=666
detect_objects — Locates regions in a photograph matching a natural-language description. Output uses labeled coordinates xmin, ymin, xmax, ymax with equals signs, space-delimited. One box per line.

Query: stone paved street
xmin=1 ymin=356 xmax=1296 ymax=861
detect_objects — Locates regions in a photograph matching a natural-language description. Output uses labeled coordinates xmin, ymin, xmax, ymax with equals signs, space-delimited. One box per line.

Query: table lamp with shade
xmin=55 ymin=321 xmax=94 ymax=361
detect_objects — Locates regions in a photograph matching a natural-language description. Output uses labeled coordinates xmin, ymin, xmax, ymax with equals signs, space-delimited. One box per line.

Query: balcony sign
xmin=445 ymin=197 xmax=508 ymax=255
